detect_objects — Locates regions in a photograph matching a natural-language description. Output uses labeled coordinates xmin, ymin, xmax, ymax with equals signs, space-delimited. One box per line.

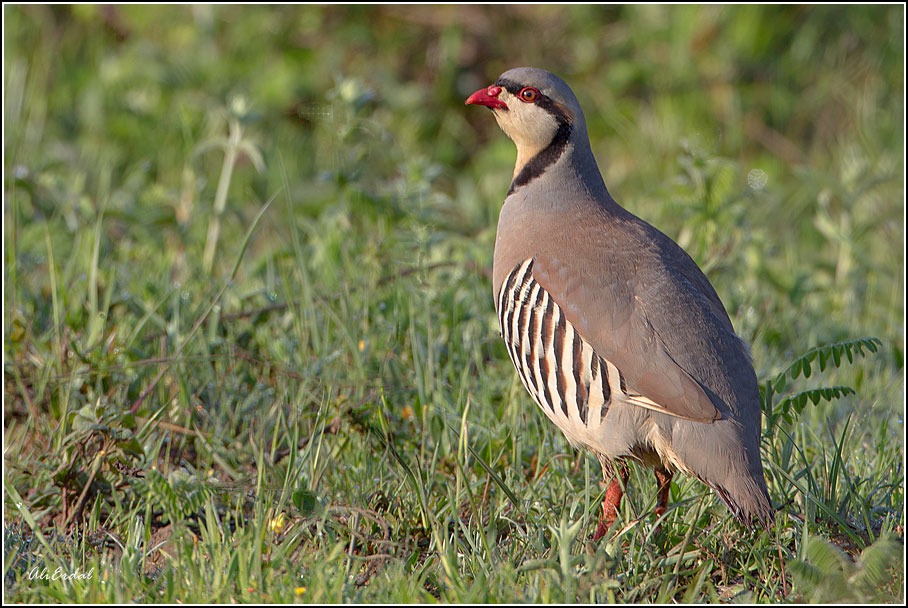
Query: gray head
xmin=466 ymin=67 xmax=588 ymax=161
xmin=466 ymin=67 xmax=599 ymax=193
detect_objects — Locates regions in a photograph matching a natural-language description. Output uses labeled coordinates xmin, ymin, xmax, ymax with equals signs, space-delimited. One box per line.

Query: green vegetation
xmin=4 ymin=4 xmax=903 ymax=603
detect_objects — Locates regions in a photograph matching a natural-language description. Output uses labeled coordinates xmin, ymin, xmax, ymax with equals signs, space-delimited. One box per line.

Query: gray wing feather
xmin=530 ymin=242 xmax=745 ymax=423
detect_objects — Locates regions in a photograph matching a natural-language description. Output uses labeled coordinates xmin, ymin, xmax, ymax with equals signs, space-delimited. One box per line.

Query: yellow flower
xmin=401 ymin=406 xmax=414 ymax=421
xmin=270 ymin=512 xmax=287 ymax=534
xmin=295 ymin=587 xmax=306 ymax=596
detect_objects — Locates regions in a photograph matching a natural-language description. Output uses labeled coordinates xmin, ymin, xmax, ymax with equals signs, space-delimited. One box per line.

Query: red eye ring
xmin=518 ymin=87 xmax=540 ymax=103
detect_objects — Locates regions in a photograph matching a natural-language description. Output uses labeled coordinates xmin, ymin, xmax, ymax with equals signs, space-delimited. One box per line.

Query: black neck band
xmin=508 ymin=121 xmax=572 ymax=196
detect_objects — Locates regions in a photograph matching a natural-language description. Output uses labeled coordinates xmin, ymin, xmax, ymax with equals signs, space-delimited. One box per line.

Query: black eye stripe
xmin=494 ymin=77 xmax=568 ymax=122
xmin=495 ymin=77 xmax=529 ymax=98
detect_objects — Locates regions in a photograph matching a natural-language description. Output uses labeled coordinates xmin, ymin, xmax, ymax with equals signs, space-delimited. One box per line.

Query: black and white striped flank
xmin=496 ymin=259 xmax=635 ymax=444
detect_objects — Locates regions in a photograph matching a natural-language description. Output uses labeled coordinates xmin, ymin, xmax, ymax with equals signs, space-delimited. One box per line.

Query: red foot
xmin=592 ymin=467 xmax=629 ymax=540
xmin=654 ymin=467 xmax=673 ymax=517
xmin=592 ymin=519 xmax=610 ymax=540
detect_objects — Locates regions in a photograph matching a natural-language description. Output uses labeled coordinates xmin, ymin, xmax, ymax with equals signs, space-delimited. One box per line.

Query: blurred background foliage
xmin=3 ymin=4 xmax=904 ymax=602
xmin=6 ymin=4 xmax=902 ymax=353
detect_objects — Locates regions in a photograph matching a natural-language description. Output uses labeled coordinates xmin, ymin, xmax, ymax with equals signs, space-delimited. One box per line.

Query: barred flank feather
xmin=496 ymin=259 xmax=618 ymax=442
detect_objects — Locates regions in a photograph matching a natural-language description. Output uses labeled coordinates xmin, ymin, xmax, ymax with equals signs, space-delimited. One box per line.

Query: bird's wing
xmin=530 ymin=252 xmax=727 ymax=423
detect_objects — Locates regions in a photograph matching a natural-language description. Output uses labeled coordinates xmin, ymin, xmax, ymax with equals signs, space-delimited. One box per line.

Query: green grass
xmin=4 ymin=4 xmax=904 ymax=603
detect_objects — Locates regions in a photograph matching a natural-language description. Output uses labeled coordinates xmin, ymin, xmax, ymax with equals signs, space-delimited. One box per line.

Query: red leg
xmin=654 ymin=467 xmax=673 ymax=517
xmin=593 ymin=462 xmax=629 ymax=540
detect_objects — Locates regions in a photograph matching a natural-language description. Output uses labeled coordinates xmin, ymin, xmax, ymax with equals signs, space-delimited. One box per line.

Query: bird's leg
xmin=592 ymin=457 xmax=629 ymax=540
xmin=654 ymin=466 xmax=673 ymax=518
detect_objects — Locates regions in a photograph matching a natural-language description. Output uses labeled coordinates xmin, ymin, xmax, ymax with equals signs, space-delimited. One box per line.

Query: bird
xmin=465 ymin=67 xmax=773 ymax=539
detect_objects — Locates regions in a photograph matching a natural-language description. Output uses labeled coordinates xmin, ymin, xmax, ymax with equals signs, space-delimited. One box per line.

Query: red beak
xmin=465 ymin=85 xmax=508 ymax=110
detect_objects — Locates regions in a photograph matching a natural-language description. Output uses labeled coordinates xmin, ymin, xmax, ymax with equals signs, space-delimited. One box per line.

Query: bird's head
xmin=465 ymin=67 xmax=588 ymax=181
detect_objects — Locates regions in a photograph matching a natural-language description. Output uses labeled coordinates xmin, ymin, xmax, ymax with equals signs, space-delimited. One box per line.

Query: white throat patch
xmin=492 ymin=92 xmax=561 ymax=177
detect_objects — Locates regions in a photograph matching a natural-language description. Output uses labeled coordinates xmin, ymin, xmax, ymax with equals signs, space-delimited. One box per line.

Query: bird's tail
xmin=705 ymin=474 xmax=774 ymax=530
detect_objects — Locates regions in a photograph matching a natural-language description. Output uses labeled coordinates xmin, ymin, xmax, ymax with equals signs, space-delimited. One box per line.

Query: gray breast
xmin=497 ymin=258 xmax=636 ymax=448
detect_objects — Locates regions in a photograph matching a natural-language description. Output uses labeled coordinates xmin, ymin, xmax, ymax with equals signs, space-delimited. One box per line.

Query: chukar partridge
xmin=466 ymin=67 xmax=773 ymax=539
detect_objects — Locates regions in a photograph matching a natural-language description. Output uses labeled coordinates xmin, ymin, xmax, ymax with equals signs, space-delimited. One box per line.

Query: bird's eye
xmin=519 ymin=87 xmax=540 ymax=103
